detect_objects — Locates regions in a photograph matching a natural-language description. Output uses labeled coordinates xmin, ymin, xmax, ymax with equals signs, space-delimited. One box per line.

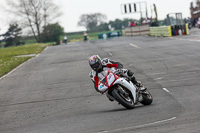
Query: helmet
xmin=89 ymin=55 xmax=102 ymax=72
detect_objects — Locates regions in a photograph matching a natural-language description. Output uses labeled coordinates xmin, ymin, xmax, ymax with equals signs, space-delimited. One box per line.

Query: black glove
xmin=115 ymin=69 xmax=123 ymax=75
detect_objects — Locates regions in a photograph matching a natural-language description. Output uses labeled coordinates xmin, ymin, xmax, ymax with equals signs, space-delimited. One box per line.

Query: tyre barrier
xmin=150 ymin=26 xmax=172 ymax=37
xmin=149 ymin=24 xmax=189 ymax=37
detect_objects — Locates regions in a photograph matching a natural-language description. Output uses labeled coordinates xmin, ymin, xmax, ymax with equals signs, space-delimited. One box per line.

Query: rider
xmin=89 ymin=55 xmax=142 ymax=93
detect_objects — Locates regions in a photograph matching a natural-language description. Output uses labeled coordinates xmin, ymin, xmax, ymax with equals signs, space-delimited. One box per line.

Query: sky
xmin=0 ymin=0 xmax=195 ymax=34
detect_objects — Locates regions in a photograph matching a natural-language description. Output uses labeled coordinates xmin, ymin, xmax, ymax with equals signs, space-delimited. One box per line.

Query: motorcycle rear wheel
xmin=111 ymin=88 xmax=135 ymax=109
xmin=140 ymin=90 xmax=153 ymax=105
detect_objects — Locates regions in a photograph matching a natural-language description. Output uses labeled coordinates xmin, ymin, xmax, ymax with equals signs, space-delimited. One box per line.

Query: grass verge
xmin=0 ymin=43 xmax=50 ymax=78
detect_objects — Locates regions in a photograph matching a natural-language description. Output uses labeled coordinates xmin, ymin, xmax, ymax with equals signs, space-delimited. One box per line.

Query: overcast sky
xmin=0 ymin=0 xmax=195 ymax=34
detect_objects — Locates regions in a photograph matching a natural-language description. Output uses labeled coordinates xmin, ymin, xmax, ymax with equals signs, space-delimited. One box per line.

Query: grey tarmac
xmin=0 ymin=29 xmax=200 ymax=133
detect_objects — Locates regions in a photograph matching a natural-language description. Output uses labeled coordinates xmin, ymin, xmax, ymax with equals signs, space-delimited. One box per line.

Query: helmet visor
xmin=91 ymin=62 xmax=100 ymax=70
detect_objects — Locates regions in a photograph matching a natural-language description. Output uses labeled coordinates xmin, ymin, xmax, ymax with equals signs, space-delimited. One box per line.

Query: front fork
xmin=106 ymin=84 xmax=146 ymax=105
xmin=106 ymin=85 xmax=129 ymax=102
xmin=106 ymin=85 xmax=136 ymax=103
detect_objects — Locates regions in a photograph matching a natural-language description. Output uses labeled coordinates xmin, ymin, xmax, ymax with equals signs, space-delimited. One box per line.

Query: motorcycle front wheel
xmin=111 ymin=88 xmax=135 ymax=109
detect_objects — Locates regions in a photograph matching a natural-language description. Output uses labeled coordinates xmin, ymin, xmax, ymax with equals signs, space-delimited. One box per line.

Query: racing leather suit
xmin=89 ymin=58 xmax=139 ymax=92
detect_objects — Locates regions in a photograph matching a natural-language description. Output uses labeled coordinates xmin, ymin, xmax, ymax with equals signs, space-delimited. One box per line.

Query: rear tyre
xmin=111 ymin=88 xmax=135 ymax=109
xmin=140 ymin=90 xmax=153 ymax=105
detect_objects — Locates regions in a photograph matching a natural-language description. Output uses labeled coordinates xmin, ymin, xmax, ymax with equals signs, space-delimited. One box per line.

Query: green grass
xmin=63 ymin=34 xmax=84 ymax=42
xmin=11 ymin=30 xmax=121 ymax=45
xmin=63 ymin=30 xmax=121 ymax=42
xmin=17 ymin=30 xmax=121 ymax=44
xmin=22 ymin=39 xmax=37 ymax=44
xmin=0 ymin=57 xmax=30 ymax=77
xmin=0 ymin=43 xmax=50 ymax=77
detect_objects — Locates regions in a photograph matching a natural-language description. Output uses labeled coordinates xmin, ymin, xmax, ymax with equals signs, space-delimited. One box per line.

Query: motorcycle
xmin=98 ymin=69 xmax=153 ymax=109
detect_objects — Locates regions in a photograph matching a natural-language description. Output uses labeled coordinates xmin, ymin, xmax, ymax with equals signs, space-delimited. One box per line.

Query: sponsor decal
xmin=99 ymin=84 xmax=104 ymax=89
xmin=108 ymin=73 xmax=112 ymax=80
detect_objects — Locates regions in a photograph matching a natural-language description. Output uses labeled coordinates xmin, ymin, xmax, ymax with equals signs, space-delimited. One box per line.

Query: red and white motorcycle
xmin=98 ymin=69 xmax=153 ymax=109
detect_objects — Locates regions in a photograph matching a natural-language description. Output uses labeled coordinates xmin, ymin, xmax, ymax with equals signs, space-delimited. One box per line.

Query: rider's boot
xmin=126 ymin=70 xmax=146 ymax=92
xmin=130 ymin=76 xmax=140 ymax=87
xmin=131 ymin=77 xmax=146 ymax=92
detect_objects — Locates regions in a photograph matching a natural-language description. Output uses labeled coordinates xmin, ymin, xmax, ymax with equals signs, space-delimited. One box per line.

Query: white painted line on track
xmin=0 ymin=59 xmax=31 ymax=81
xmin=109 ymin=52 xmax=113 ymax=56
xmin=173 ymin=64 xmax=185 ymax=67
xmin=36 ymin=46 xmax=48 ymax=57
xmin=130 ymin=43 xmax=140 ymax=48
xmin=44 ymin=46 xmax=49 ymax=51
xmin=163 ymin=88 xmax=170 ymax=93
xmin=15 ymin=54 xmax=36 ymax=57
xmin=97 ymin=117 xmax=176 ymax=133
xmin=154 ymin=77 xmax=164 ymax=80
xmin=148 ymin=72 xmax=166 ymax=76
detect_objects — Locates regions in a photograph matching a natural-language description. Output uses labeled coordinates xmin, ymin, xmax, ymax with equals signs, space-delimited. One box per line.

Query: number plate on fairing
xmin=107 ymin=73 xmax=115 ymax=86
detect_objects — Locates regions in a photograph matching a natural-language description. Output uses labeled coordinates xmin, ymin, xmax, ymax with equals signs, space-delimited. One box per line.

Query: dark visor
xmin=91 ymin=63 xmax=100 ymax=69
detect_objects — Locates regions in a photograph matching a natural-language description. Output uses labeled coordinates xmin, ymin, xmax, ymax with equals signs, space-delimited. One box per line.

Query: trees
xmin=78 ymin=14 xmax=138 ymax=32
xmin=41 ymin=23 xmax=64 ymax=44
xmin=6 ymin=0 xmax=61 ymax=43
xmin=97 ymin=23 xmax=109 ymax=31
xmin=1 ymin=23 xmax=23 ymax=47
xmin=78 ymin=13 xmax=107 ymax=32
xmin=108 ymin=18 xmax=136 ymax=30
xmin=108 ymin=19 xmax=123 ymax=30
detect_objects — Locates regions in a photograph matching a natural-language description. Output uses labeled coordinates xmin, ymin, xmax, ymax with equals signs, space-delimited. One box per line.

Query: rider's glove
xmin=106 ymin=64 xmax=118 ymax=68
xmin=115 ymin=69 xmax=123 ymax=75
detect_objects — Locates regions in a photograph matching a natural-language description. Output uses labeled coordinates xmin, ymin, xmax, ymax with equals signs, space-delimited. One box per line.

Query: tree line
xmin=0 ymin=0 xmax=64 ymax=47
xmin=0 ymin=2 xmax=169 ymax=47
xmin=77 ymin=13 xmax=169 ymax=32
xmin=77 ymin=13 xmax=137 ymax=32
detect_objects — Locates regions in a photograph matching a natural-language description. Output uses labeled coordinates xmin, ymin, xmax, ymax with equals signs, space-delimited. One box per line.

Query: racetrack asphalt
xmin=0 ymin=28 xmax=200 ymax=133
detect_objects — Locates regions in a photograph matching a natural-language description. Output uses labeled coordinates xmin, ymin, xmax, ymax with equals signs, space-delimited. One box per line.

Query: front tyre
xmin=140 ymin=90 xmax=153 ymax=105
xmin=111 ymin=88 xmax=135 ymax=109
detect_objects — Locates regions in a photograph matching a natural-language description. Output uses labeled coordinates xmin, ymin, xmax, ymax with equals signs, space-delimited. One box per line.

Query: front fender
xmin=114 ymin=78 xmax=137 ymax=103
